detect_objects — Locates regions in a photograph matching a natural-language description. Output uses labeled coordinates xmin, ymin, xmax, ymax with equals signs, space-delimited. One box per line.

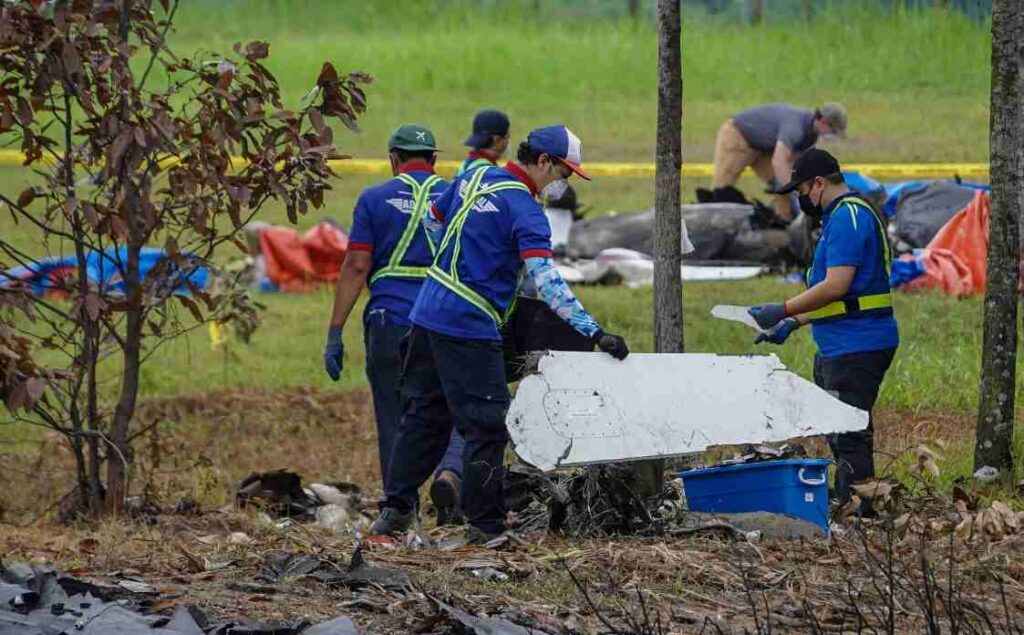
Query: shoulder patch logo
xmin=472 ymin=196 xmax=500 ymax=213
xmin=386 ymin=197 xmax=415 ymax=214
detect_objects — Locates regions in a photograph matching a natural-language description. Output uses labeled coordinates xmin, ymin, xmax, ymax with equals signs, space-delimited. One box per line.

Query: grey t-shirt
xmin=732 ymin=104 xmax=817 ymax=153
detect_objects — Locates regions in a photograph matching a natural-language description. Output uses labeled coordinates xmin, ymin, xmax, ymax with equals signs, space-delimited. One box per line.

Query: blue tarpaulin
xmin=1 ymin=247 xmax=208 ymax=297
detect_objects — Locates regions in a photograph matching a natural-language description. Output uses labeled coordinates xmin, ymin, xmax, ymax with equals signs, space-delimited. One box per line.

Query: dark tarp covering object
xmin=0 ymin=562 xmax=363 ymax=635
xmin=566 ymin=203 xmax=802 ymax=267
xmin=894 ymin=181 xmax=978 ymax=248
xmin=567 ymin=204 xmax=753 ymax=261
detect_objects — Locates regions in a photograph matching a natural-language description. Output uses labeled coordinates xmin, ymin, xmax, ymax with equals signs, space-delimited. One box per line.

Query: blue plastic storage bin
xmin=678 ymin=459 xmax=832 ymax=535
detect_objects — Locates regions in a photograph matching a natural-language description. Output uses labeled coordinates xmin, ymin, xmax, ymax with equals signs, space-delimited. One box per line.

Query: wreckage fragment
xmin=507 ymin=352 xmax=868 ymax=471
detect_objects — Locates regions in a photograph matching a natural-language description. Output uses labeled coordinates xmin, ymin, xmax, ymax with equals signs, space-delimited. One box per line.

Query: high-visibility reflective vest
xmin=456 ymin=156 xmax=494 ymax=177
xmin=427 ymin=166 xmax=531 ymax=325
xmin=806 ymin=195 xmax=894 ymax=323
xmin=368 ymin=173 xmax=444 ymax=286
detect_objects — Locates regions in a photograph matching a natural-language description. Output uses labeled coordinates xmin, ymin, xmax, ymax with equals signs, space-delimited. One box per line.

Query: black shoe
xmin=430 ymin=471 xmax=464 ymax=527
xmin=466 ymin=525 xmax=507 ymax=548
xmin=370 ymin=506 xmax=414 ymax=536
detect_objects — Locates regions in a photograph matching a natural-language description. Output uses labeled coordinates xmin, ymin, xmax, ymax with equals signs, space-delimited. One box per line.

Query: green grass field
xmin=2 ymin=2 xmax=1018 ymax=496
xmin=162 ymin=0 xmax=990 ymax=163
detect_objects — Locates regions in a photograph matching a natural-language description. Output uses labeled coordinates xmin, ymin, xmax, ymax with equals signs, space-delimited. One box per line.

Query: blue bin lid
xmin=678 ymin=458 xmax=832 ymax=479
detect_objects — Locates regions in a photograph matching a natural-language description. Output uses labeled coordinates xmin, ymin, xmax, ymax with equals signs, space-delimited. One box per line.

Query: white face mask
xmin=541 ymin=177 xmax=569 ymax=202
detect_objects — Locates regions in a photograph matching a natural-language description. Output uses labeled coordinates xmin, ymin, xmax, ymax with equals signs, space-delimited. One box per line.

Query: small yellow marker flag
xmin=209 ymin=321 xmax=228 ymax=349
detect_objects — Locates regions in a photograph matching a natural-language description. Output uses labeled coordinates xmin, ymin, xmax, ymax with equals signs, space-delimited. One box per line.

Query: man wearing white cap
xmin=371 ymin=125 xmax=629 ymax=543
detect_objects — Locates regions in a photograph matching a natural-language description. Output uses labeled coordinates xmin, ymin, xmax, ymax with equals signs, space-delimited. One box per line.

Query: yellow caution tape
xmin=0 ymin=149 xmax=989 ymax=180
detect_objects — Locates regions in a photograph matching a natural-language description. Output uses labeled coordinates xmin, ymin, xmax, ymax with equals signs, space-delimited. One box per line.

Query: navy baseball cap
xmin=464 ymin=110 xmax=510 ymax=148
xmin=525 ymin=125 xmax=591 ymax=180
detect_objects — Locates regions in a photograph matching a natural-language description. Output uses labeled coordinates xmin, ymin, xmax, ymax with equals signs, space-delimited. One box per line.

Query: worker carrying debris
xmin=371 ymin=125 xmax=630 ymax=543
xmin=323 ymin=124 xmax=466 ymax=525
xmin=711 ymin=102 xmax=847 ymax=222
xmin=748 ymin=148 xmax=899 ymax=514
xmin=457 ymin=109 xmax=511 ymax=176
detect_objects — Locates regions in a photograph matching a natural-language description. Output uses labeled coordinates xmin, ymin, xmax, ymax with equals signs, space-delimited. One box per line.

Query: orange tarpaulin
xmin=905 ymin=191 xmax=989 ymax=297
xmin=259 ymin=222 xmax=348 ymax=292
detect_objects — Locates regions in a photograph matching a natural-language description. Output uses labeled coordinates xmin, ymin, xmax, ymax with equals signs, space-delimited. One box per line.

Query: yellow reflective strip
xmin=427 ymin=267 xmax=502 ymax=323
xmin=368 ymin=266 xmax=428 ymax=285
xmin=858 ymin=293 xmax=893 ymax=311
xmin=807 ymin=293 xmax=893 ymax=321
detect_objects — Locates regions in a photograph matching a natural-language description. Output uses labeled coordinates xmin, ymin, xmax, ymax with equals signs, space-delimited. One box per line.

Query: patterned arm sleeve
xmin=524 ymin=256 xmax=601 ymax=338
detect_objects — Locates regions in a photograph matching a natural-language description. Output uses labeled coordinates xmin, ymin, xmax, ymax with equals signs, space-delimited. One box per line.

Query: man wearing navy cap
xmin=457 ymin=109 xmax=511 ymax=176
xmin=747 ymin=148 xmax=898 ymax=512
xmin=371 ymin=125 xmax=630 ymax=542
xmin=323 ymin=124 xmax=467 ymax=525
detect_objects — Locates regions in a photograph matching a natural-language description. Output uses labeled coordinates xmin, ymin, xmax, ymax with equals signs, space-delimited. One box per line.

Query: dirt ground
xmin=2 ymin=387 xmax=1021 ymax=634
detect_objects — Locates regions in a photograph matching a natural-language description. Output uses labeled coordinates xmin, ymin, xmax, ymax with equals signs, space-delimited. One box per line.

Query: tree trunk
xmin=628 ymin=0 xmax=640 ymax=18
xmin=975 ymin=0 xmax=1022 ymax=474
xmin=631 ymin=0 xmax=683 ymax=498
xmin=748 ymin=0 xmax=766 ymax=25
xmin=654 ymin=0 xmax=683 ymax=355
xmin=107 ymin=247 xmax=142 ymax=511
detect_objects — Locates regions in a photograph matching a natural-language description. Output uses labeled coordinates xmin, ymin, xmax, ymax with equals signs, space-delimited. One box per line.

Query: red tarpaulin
xmin=259 ymin=222 xmax=348 ymax=292
xmin=905 ymin=191 xmax=990 ymax=297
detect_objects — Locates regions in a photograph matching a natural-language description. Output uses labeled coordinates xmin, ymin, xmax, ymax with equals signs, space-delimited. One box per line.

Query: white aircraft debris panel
xmin=506 ymin=351 xmax=868 ymax=472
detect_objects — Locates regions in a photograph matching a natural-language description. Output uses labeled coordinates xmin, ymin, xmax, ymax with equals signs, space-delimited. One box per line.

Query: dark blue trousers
xmin=364 ymin=311 xmax=463 ymax=492
xmin=385 ymin=326 xmax=510 ymax=534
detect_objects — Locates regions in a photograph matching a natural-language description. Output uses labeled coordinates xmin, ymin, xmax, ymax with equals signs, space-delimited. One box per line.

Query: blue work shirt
xmin=347 ymin=162 xmax=448 ymax=326
xmin=411 ymin=162 xmax=552 ymax=341
xmin=807 ymin=192 xmax=899 ymax=358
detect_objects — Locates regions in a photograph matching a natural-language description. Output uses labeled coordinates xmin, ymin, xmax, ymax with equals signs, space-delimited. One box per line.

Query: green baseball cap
xmin=387 ymin=123 xmax=439 ymax=152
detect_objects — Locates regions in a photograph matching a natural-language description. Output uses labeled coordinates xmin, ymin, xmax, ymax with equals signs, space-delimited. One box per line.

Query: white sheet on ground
xmin=507 ymin=351 xmax=868 ymax=471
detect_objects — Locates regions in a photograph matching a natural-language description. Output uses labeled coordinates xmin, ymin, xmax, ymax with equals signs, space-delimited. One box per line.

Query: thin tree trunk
xmin=748 ymin=0 xmax=765 ymax=25
xmin=628 ymin=0 xmax=640 ymax=18
xmin=106 ymin=0 xmax=138 ymax=512
xmin=631 ymin=0 xmax=683 ymax=498
xmin=975 ymin=0 xmax=1022 ymax=473
xmin=654 ymin=0 xmax=683 ymax=355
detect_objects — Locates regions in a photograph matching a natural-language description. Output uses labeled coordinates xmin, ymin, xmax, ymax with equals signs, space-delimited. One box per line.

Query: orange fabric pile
xmin=259 ymin=222 xmax=348 ymax=292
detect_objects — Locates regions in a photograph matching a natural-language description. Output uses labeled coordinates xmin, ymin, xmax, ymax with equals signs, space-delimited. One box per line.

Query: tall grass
xmin=165 ymin=0 xmax=990 ymax=162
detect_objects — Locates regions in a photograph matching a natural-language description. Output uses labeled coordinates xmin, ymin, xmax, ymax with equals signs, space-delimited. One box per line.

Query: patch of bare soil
xmin=2 ymin=388 xmax=1020 ymax=633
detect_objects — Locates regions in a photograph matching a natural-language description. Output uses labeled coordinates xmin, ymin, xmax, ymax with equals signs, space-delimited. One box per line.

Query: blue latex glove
xmin=755 ymin=318 xmax=799 ymax=345
xmin=748 ymin=303 xmax=787 ymax=330
xmin=324 ymin=326 xmax=344 ymax=381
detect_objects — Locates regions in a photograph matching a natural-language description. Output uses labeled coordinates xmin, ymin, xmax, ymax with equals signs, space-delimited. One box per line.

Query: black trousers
xmin=363 ymin=311 xmax=464 ymax=494
xmin=813 ymin=347 xmax=896 ymax=503
xmin=384 ymin=327 xmax=510 ymax=534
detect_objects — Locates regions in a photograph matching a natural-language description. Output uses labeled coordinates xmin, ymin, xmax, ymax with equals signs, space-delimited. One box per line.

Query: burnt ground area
xmin=2 ymin=387 xmax=1021 ymax=634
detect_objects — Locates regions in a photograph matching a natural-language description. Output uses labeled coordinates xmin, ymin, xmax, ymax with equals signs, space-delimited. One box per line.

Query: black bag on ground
xmin=894 ymin=181 xmax=977 ymax=248
xmin=502 ymin=296 xmax=594 ymax=382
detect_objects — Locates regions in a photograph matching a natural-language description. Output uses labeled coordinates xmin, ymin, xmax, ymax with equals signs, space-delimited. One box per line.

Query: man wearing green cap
xmin=323 ymin=124 xmax=466 ymax=525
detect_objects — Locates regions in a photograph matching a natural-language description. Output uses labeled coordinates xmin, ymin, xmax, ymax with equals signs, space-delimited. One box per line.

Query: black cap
xmin=464 ymin=110 xmax=509 ymax=148
xmin=775 ymin=148 xmax=842 ymax=194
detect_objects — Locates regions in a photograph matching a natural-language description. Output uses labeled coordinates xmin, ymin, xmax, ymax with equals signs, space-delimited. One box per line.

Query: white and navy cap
xmin=525 ymin=125 xmax=590 ymax=180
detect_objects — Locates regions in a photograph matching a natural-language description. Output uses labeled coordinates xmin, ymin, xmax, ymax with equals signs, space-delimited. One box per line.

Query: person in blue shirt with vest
xmin=456 ymin=109 xmax=511 ymax=176
xmin=371 ymin=125 xmax=630 ymax=543
xmin=323 ymin=124 xmax=467 ymax=526
xmin=748 ymin=149 xmax=899 ymax=511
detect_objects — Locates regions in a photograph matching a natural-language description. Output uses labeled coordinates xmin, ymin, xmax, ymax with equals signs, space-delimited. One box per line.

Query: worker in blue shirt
xmin=323 ymin=124 xmax=466 ymax=526
xmin=371 ymin=125 xmax=630 ymax=542
xmin=749 ymin=149 xmax=899 ymax=511
xmin=456 ymin=109 xmax=511 ymax=176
